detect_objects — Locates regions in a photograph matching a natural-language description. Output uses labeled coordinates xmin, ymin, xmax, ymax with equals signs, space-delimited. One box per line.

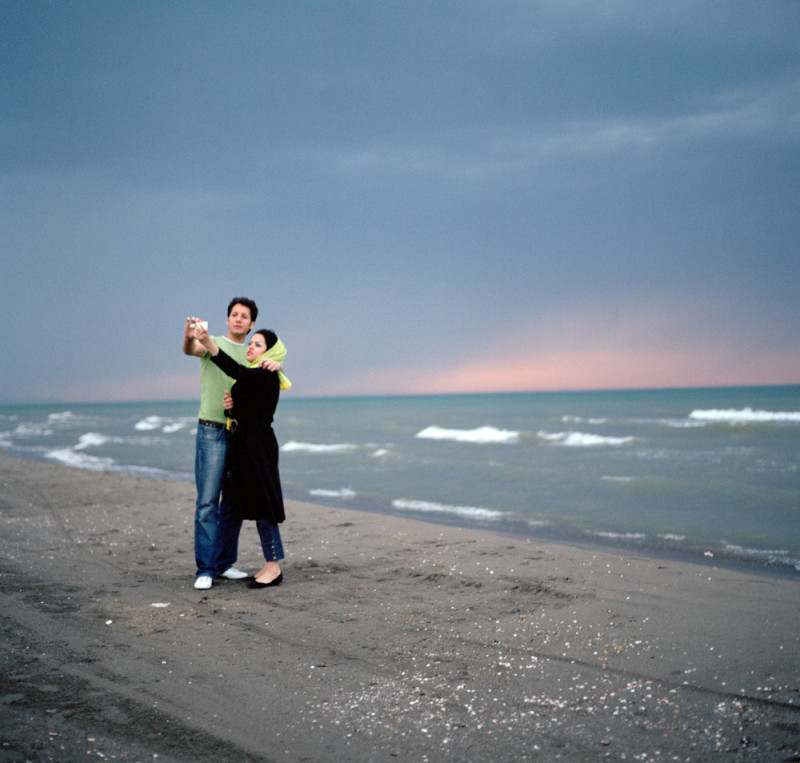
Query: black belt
xmin=199 ymin=419 xmax=225 ymax=430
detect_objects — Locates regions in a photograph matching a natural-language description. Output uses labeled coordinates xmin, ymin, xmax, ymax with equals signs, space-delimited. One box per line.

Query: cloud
xmin=2 ymin=2 xmax=798 ymax=404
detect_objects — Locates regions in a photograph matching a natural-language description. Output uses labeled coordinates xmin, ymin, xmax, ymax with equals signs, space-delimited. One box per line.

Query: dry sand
xmin=0 ymin=449 xmax=798 ymax=761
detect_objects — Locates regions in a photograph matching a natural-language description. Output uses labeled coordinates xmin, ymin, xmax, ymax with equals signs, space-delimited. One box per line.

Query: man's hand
xmin=182 ymin=316 xmax=206 ymax=357
xmin=258 ymin=358 xmax=281 ymax=372
xmin=223 ymin=390 xmax=234 ymax=411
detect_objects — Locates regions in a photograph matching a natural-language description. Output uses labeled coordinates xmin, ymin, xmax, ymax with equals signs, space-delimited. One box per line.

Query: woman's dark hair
xmin=253 ymin=329 xmax=278 ymax=350
xmin=227 ymin=296 xmax=258 ymax=323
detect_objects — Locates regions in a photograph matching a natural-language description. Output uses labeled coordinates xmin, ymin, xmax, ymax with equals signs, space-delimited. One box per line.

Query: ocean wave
xmin=135 ymin=416 xmax=164 ymax=431
xmin=43 ymin=446 xmax=186 ymax=480
xmin=525 ymin=518 xmax=549 ymax=528
xmin=538 ymin=431 xmax=635 ymax=447
xmin=415 ymin=425 xmax=519 ymax=444
xmin=591 ymin=530 xmax=647 ymax=540
xmin=282 ymin=441 xmax=356 ymax=454
xmin=45 ymin=447 xmax=115 ymax=471
xmin=134 ymin=415 xmax=191 ymax=433
xmin=688 ymin=408 xmax=800 ymax=423
xmin=47 ymin=411 xmax=76 ymax=423
xmin=74 ymin=432 xmax=111 ymax=450
xmin=561 ymin=416 xmax=608 ymax=424
xmin=73 ymin=432 xmax=172 ymax=450
xmin=711 ymin=543 xmax=800 ymax=571
xmin=310 ymin=488 xmax=357 ymax=499
xmin=392 ymin=498 xmax=504 ymax=521
xmin=14 ymin=422 xmax=54 ymax=437
xmin=721 ymin=542 xmax=791 ymax=559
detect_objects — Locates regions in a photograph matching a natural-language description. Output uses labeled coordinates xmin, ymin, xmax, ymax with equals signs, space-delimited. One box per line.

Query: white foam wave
xmin=562 ymin=416 xmax=608 ymax=424
xmin=135 ymin=416 xmax=163 ymax=431
xmin=69 ymin=431 xmax=177 ymax=453
xmin=14 ymin=423 xmax=54 ymax=437
xmin=602 ymin=475 xmax=636 ymax=482
xmin=722 ymin=542 xmax=790 ymax=558
xmin=592 ymin=531 xmax=647 ymax=540
xmin=392 ymin=498 xmax=504 ymax=521
xmin=74 ymin=432 xmax=110 ymax=450
xmin=538 ymin=431 xmax=635 ymax=447
xmin=688 ymin=408 xmax=800 ymax=423
xmin=134 ymin=416 xmax=190 ymax=433
xmin=47 ymin=411 xmax=76 ymax=423
xmin=371 ymin=448 xmax=390 ymax=458
xmin=415 ymin=425 xmax=519 ymax=444
xmin=664 ymin=419 xmax=707 ymax=428
xmin=309 ymin=488 xmax=357 ymax=499
xmin=45 ymin=448 xmax=114 ymax=471
xmin=525 ymin=518 xmax=549 ymax=528
xmin=281 ymin=441 xmax=356 ymax=454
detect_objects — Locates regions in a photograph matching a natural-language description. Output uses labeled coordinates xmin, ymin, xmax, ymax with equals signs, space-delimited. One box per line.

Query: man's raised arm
xmin=182 ymin=316 xmax=207 ymax=357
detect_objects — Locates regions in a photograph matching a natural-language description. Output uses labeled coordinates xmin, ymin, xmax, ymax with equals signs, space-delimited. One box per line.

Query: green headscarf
xmin=248 ymin=336 xmax=291 ymax=390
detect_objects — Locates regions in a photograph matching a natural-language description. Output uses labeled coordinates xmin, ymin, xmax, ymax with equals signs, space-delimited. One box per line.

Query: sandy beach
xmin=0 ymin=449 xmax=798 ymax=761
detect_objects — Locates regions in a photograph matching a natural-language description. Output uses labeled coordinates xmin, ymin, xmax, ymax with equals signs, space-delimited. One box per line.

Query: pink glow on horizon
xmin=47 ymin=347 xmax=800 ymax=403
xmin=52 ymin=373 xmax=201 ymax=404
xmin=431 ymin=348 xmax=800 ymax=394
xmin=331 ymin=346 xmax=800 ymax=397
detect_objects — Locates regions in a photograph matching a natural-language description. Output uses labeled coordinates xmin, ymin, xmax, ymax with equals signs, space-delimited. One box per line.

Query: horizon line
xmin=2 ymin=381 xmax=799 ymax=408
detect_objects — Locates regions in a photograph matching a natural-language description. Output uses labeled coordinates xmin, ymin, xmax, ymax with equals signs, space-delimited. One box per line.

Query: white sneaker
xmin=194 ymin=575 xmax=213 ymax=590
xmin=219 ymin=567 xmax=249 ymax=580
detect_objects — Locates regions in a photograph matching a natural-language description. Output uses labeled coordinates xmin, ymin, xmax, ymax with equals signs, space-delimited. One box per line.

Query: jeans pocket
xmin=198 ymin=424 xmax=223 ymax=443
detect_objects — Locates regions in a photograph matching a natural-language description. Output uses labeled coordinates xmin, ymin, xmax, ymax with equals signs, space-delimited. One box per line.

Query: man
xmin=182 ymin=297 xmax=280 ymax=590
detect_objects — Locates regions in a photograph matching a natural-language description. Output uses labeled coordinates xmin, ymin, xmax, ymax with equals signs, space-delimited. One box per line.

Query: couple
xmin=182 ymin=297 xmax=289 ymax=591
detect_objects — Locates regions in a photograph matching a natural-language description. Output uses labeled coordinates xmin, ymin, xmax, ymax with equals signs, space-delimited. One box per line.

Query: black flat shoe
xmin=246 ymin=573 xmax=283 ymax=589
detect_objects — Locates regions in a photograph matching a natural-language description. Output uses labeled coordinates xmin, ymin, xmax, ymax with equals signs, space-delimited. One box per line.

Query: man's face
xmin=227 ymin=303 xmax=254 ymax=337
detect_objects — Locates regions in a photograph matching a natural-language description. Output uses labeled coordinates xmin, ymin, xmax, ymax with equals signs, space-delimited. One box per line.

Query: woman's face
xmin=246 ymin=333 xmax=267 ymax=363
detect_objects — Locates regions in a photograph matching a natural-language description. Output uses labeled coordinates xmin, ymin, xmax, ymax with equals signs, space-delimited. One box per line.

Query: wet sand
xmin=0 ymin=449 xmax=798 ymax=761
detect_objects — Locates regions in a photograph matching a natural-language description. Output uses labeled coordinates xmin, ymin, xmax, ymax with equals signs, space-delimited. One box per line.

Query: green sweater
xmin=197 ymin=336 xmax=248 ymax=423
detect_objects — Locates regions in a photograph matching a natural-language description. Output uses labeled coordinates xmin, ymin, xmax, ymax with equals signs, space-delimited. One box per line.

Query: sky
xmin=2 ymin=1 xmax=799 ymax=404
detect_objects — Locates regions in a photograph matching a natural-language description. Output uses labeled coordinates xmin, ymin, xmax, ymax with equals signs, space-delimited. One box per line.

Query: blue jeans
xmin=256 ymin=520 xmax=285 ymax=562
xmin=194 ymin=423 xmax=243 ymax=577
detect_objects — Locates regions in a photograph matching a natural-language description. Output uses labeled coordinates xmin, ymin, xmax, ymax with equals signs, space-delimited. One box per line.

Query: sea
xmin=1 ymin=386 xmax=798 ymax=578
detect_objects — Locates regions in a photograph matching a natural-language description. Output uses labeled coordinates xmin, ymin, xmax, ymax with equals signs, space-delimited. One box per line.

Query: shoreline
xmin=1 ymin=449 xmax=798 ymax=760
xmin=331 ymin=504 xmax=800 ymax=583
xmin=6 ymin=447 xmax=800 ymax=582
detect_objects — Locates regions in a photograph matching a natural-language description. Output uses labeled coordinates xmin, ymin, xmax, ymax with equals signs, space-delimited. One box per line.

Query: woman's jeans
xmin=256 ymin=520 xmax=285 ymax=562
xmin=194 ymin=423 xmax=242 ymax=577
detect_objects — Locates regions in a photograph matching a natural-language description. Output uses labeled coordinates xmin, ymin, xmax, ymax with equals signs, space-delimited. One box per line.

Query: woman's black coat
xmin=211 ymin=349 xmax=284 ymax=523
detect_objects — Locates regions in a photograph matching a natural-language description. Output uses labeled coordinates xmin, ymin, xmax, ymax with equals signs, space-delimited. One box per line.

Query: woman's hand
xmin=222 ymin=390 xmax=234 ymax=411
xmin=193 ymin=321 xmax=215 ymax=352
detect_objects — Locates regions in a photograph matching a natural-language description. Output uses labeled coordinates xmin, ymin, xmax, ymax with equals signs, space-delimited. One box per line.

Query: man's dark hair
xmin=227 ymin=297 xmax=258 ymax=323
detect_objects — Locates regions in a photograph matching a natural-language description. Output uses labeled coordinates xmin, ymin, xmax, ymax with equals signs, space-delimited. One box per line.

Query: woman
xmin=194 ymin=324 xmax=290 ymax=588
